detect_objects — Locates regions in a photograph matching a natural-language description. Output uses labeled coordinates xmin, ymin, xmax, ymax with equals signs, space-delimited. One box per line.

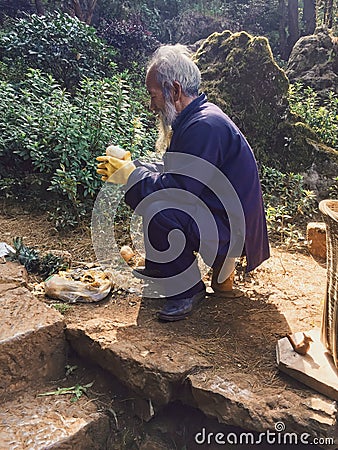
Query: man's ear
xmin=172 ymin=81 xmax=182 ymax=102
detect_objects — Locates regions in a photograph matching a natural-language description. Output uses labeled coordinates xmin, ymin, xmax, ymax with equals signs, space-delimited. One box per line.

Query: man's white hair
xmin=147 ymin=44 xmax=201 ymax=98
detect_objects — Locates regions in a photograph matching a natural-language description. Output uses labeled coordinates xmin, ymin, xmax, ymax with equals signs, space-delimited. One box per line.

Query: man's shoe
xmin=132 ymin=266 xmax=161 ymax=279
xmin=157 ymin=289 xmax=206 ymax=322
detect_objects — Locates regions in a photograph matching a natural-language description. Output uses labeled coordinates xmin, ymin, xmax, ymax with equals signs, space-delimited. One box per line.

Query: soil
xmin=0 ymin=205 xmax=327 ymax=370
xmin=0 ymin=204 xmax=326 ymax=330
xmin=0 ymin=205 xmax=329 ymax=449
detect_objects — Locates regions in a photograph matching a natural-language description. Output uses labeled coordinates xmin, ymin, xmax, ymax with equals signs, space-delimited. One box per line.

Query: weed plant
xmin=288 ymin=83 xmax=338 ymax=151
xmin=260 ymin=165 xmax=316 ymax=249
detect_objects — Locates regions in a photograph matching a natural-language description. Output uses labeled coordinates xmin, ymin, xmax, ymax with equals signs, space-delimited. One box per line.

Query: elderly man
xmin=97 ymin=44 xmax=270 ymax=322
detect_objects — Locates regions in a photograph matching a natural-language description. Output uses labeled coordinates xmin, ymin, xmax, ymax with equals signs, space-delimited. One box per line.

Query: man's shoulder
xmin=196 ymin=101 xmax=235 ymax=128
xmin=202 ymin=101 xmax=227 ymax=116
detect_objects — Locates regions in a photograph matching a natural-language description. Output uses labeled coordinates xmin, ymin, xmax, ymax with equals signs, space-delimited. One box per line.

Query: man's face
xmin=146 ymin=67 xmax=177 ymax=152
xmin=145 ymin=67 xmax=177 ymax=127
xmin=146 ymin=67 xmax=166 ymax=114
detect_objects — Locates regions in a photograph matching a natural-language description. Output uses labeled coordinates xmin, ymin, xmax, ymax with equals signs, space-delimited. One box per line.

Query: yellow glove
xmin=96 ymin=153 xmax=136 ymax=184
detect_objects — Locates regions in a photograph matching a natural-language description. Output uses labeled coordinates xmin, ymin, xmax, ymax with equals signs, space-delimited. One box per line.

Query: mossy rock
xmin=194 ymin=30 xmax=289 ymax=165
xmin=276 ymin=120 xmax=338 ymax=172
xmin=194 ymin=30 xmax=338 ymax=195
xmin=286 ymin=26 xmax=338 ymax=97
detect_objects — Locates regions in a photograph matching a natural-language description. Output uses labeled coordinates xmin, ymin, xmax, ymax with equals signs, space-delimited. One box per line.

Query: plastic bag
xmin=44 ymin=268 xmax=114 ymax=303
xmin=0 ymin=242 xmax=15 ymax=258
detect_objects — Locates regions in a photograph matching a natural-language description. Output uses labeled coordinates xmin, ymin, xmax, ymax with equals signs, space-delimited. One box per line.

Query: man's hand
xmin=96 ymin=154 xmax=136 ymax=184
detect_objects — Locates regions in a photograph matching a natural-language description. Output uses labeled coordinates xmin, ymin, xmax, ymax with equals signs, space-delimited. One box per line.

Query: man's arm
xmin=134 ymin=160 xmax=164 ymax=173
xmin=124 ymin=121 xmax=228 ymax=211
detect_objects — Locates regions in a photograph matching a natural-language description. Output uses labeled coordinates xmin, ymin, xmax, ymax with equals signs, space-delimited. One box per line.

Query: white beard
xmin=155 ymin=100 xmax=177 ymax=153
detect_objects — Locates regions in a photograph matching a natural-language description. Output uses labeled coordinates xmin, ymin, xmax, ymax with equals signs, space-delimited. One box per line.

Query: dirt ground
xmin=1 ymin=205 xmax=332 ymax=448
xmin=0 ymin=205 xmax=327 ymax=380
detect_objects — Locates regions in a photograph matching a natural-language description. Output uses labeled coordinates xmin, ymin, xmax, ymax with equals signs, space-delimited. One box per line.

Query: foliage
xmin=288 ymin=83 xmax=338 ymax=150
xmin=51 ymin=303 xmax=73 ymax=315
xmin=1 ymin=0 xmax=337 ymax=56
xmin=38 ymin=382 xmax=94 ymax=402
xmin=39 ymin=253 xmax=69 ymax=279
xmin=0 ymin=0 xmax=35 ymax=22
xmin=0 ymin=12 xmax=115 ymax=91
xmin=98 ymin=16 xmax=158 ymax=70
xmin=260 ymin=165 xmax=316 ymax=248
xmin=328 ymin=177 xmax=338 ymax=199
xmin=6 ymin=237 xmax=69 ymax=277
xmin=8 ymin=237 xmax=40 ymax=273
xmin=0 ymin=69 xmax=156 ymax=229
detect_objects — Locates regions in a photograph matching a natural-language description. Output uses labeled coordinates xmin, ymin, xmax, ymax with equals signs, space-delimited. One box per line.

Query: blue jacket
xmin=125 ymin=93 xmax=270 ymax=272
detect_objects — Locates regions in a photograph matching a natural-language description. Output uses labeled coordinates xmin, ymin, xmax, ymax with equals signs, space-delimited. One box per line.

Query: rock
xmin=0 ymin=256 xmax=112 ymax=448
xmin=120 ymin=245 xmax=136 ymax=264
xmin=287 ymin=26 xmax=338 ymax=98
xmin=0 ymin=286 xmax=66 ymax=400
xmin=0 ymin=387 xmax=110 ymax=450
xmin=194 ymin=30 xmax=289 ymax=166
xmin=307 ymin=222 xmax=327 ymax=261
xmin=66 ymin=324 xmax=211 ymax=406
xmin=188 ymin=371 xmax=337 ymax=447
xmin=0 ymin=261 xmax=28 ymax=288
xmin=194 ymin=30 xmax=338 ymax=196
xmin=139 ymin=435 xmax=172 ymax=450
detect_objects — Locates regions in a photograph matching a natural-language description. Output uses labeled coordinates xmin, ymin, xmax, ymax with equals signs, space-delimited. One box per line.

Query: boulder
xmin=286 ymin=26 xmax=338 ymax=98
xmin=194 ymin=30 xmax=338 ymax=197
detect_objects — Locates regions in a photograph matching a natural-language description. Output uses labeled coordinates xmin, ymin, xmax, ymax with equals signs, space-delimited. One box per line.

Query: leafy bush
xmin=0 ymin=12 xmax=115 ymax=91
xmin=7 ymin=237 xmax=69 ymax=278
xmin=0 ymin=69 xmax=156 ymax=229
xmin=260 ymin=165 xmax=316 ymax=248
xmin=98 ymin=17 xmax=158 ymax=70
xmin=329 ymin=177 xmax=338 ymax=199
xmin=288 ymin=83 xmax=338 ymax=150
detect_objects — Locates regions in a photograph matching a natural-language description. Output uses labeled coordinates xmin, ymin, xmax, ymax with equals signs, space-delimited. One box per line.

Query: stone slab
xmin=0 ymin=261 xmax=28 ymax=286
xmin=276 ymin=328 xmax=338 ymax=401
xmin=0 ymin=286 xmax=66 ymax=400
xmin=188 ymin=371 xmax=337 ymax=448
xmin=64 ymin=291 xmax=338 ymax=448
xmin=67 ymin=324 xmax=211 ymax=406
xmin=62 ymin=248 xmax=337 ymax=447
xmin=0 ymin=386 xmax=110 ymax=450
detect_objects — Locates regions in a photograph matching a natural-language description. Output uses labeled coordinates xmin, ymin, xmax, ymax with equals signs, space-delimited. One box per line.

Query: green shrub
xmin=0 ymin=12 xmax=115 ymax=91
xmin=260 ymin=165 xmax=316 ymax=248
xmin=98 ymin=17 xmax=159 ymax=70
xmin=288 ymin=83 xmax=338 ymax=150
xmin=0 ymin=69 xmax=156 ymax=229
xmin=329 ymin=176 xmax=338 ymax=199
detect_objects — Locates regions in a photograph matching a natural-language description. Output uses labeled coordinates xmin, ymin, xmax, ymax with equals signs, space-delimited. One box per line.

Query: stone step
xmin=0 ymin=384 xmax=110 ymax=450
xmin=64 ymin=283 xmax=338 ymax=449
xmin=0 ymin=262 xmax=66 ymax=401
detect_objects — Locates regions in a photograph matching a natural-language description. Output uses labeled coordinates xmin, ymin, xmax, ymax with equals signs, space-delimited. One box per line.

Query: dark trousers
xmin=143 ymin=206 xmax=223 ymax=300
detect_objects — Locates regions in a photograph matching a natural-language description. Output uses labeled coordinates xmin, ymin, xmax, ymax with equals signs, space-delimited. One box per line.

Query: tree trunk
xmin=72 ymin=0 xmax=84 ymax=22
xmin=70 ymin=0 xmax=97 ymax=24
xmin=303 ymin=0 xmax=316 ymax=34
xmin=34 ymin=0 xmax=45 ymax=15
xmin=85 ymin=0 xmax=97 ymax=24
xmin=287 ymin=0 xmax=299 ymax=57
xmin=324 ymin=0 xmax=334 ymax=27
xmin=279 ymin=0 xmax=288 ymax=59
